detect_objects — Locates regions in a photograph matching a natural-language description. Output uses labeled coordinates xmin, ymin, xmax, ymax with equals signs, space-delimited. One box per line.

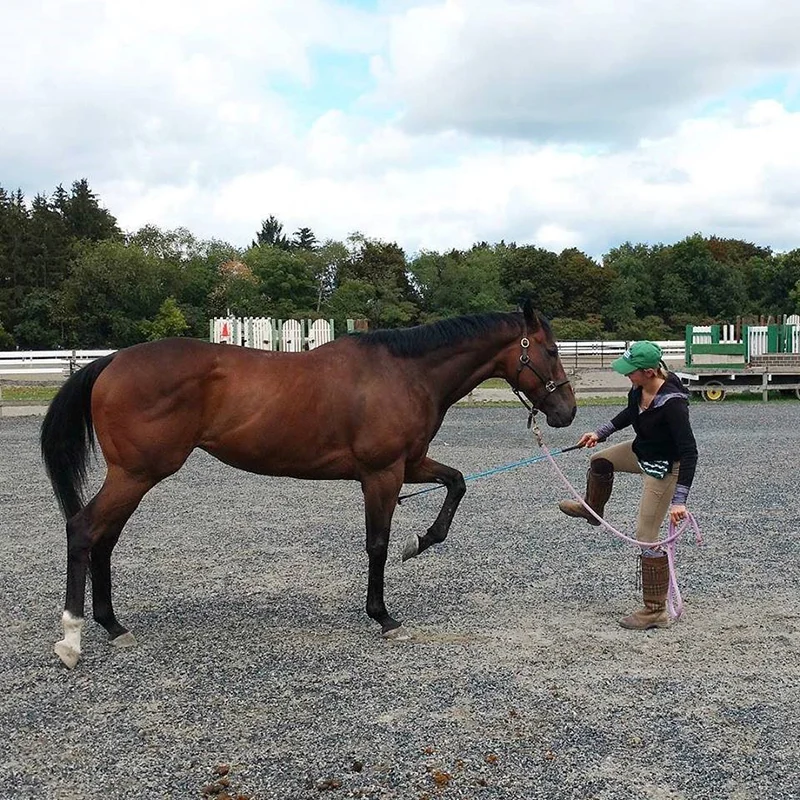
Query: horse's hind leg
xmin=54 ymin=470 xmax=153 ymax=669
xmin=401 ymin=458 xmax=466 ymax=561
xmin=361 ymin=466 xmax=405 ymax=636
xmin=90 ymin=528 xmax=135 ymax=648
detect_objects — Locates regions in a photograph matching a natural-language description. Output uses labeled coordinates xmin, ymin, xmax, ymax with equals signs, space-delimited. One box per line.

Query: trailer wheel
xmin=701 ymin=382 xmax=726 ymax=402
xmin=796 ymin=388 xmax=800 ymax=401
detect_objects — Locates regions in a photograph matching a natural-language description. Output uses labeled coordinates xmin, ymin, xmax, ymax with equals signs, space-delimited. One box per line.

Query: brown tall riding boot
xmin=558 ymin=458 xmax=613 ymax=526
xmin=619 ymin=553 xmax=670 ymax=630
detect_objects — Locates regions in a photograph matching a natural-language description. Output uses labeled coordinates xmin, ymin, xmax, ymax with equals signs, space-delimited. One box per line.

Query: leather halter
xmin=511 ymin=333 xmax=571 ymax=425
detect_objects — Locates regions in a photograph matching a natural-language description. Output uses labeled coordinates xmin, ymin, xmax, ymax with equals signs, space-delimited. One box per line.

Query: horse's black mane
xmin=353 ymin=310 xmax=550 ymax=358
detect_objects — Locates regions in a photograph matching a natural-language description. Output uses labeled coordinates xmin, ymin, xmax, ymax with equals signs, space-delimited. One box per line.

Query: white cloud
xmin=0 ymin=0 xmax=382 ymax=190
xmin=100 ymin=98 xmax=800 ymax=257
xmin=2 ymin=0 xmax=800 ymax=261
xmin=375 ymin=0 xmax=800 ymax=143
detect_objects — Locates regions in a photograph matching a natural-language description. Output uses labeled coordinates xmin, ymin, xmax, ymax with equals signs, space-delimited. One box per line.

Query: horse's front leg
xmin=361 ymin=466 xmax=405 ymax=636
xmin=401 ymin=458 xmax=466 ymax=562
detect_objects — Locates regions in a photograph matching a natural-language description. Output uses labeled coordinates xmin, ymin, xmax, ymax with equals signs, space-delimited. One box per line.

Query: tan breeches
xmin=590 ymin=441 xmax=679 ymax=544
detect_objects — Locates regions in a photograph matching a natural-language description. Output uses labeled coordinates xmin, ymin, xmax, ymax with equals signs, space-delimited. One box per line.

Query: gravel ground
xmin=1 ymin=403 xmax=799 ymax=799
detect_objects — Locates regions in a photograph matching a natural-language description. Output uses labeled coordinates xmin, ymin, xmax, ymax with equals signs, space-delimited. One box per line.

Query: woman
xmin=558 ymin=340 xmax=698 ymax=630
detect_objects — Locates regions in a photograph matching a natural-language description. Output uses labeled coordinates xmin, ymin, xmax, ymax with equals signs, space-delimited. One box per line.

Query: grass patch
xmin=478 ymin=378 xmax=508 ymax=390
xmin=0 ymin=385 xmax=58 ymax=403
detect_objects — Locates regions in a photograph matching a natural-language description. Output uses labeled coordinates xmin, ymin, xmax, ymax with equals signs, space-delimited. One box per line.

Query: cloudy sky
xmin=3 ymin=0 xmax=800 ymax=257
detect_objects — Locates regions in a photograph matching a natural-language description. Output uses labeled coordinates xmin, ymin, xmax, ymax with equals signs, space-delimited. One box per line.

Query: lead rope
xmin=529 ymin=413 xmax=703 ymax=620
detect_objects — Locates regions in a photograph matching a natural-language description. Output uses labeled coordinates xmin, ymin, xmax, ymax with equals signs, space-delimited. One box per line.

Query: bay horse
xmin=41 ymin=300 xmax=576 ymax=668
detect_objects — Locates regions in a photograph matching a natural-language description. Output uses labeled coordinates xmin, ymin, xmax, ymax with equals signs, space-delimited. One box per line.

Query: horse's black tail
xmin=40 ymin=354 xmax=116 ymax=520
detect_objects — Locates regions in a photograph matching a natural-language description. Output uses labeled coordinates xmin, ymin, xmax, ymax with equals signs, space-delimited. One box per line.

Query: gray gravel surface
xmin=1 ymin=403 xmax=799 ymax=799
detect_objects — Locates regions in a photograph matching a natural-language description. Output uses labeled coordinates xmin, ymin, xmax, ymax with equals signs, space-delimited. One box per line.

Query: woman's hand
xmin=669 ymin=504 xmax=687 ymax=525
xmin=577 ymin=432 xmax=600 ymax=448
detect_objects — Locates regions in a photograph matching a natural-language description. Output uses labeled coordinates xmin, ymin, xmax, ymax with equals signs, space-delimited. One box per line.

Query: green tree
xmin=129 ymin=225 xmax=241 ymax=336
xmin=765 ymin=250 xmax=800 ymax=317
xmin=549 ymin=315 xmax=605 ymax=340
xmin=209 ymin=258 xmax=261 ymax=317
xmin=332 ymin=233 xmax=420 ymax=327
xmin=497 ymin=244 xmax=562 ymax=314
xmin=141 ymin=297 xmax=190 ymax=340
xmin=0 ymin=187 xmax=32 ymax=333
xmin=556 ymin=248 xmax=614 ymax=319
xmin=789 ymin=279 xmax=800 ymax=314
xmin=0 ymin=318 xmax=14 ymax=349
xmin=28 ymin=193 xmax=72 ymax=290
xmin=244 ymin=245 xmax=318 ymax=317
xmin=252 ymin=215 xmax=290 ymax=250
xmin=292 ymin=227 xmax=318 ymax=250
xmin=56 ymin=240 xmax=168 ymax=347
xmin=410 ymin=245 xmax=506 ymax=319
xmin=602 ymin=242 xmax=658 ymax=321
xmin=12 ymin=289 xmax=61 ymax=348
xmin=312 ymin=239 xmax=349 ymax=311
xmin=61 ymin=179 xmax=121 ymax=242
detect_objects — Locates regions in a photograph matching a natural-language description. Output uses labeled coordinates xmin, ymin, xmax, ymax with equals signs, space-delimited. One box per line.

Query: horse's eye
xmin=546 ymin=347 xmax=558 ymax=358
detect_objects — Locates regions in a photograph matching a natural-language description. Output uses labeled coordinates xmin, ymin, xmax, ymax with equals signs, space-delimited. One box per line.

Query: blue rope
xmin=397 ymin=445 xmax=579 ymax=503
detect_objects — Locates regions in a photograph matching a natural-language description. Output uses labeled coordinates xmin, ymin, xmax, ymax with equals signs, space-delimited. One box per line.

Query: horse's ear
xmin=520 ymin=297 xmax=541 ymax=332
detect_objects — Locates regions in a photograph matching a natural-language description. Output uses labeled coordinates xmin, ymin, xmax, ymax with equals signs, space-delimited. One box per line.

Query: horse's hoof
xmin=382 ymin=625 xmax=414 ymax=642
xmin=110 ymin=631 xmax=138 ymax=649
xmin=401 ymin=534 xmax=420 ymax=562
xmin=54 ymin=641 xmax=80 ymax=670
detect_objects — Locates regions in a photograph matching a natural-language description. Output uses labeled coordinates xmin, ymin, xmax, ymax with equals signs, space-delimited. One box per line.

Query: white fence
xmin=210 ymin=317 xmax=335 ymax=351
xmin=689 ymin=324 xmax=738 ymax=345
xmin=0 ymin=350 xmax=115 ymax=377
xmin=0 ymin=339 xmax=688 ymax=379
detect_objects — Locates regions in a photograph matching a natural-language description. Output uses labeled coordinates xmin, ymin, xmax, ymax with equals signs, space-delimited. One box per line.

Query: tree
xmin=12 ymin=289 xmax=61 ymax=348
xmin=602 ymin=242 xmax=658 ymax=322
xmin=209 ymin=258 xmax=261 ymax=317
xmin=556 ymin=248 xmax=614 ymax=320
xmin=56 ymin=240 xmax=168 ymax=347
xmin=312 ymin=240 xmax=349 ymax=311
xmin=410 ymin=246 xmax=506 ymax=319
xmin=0 ymin=187 xmax=32 ymax=332
xmin=497 ymin=244 xmax=562 ymax=314
xmin=252 ymin=215 xmax=290 ymax=250
xmin=765 ymin=250 xmax=800 ymax=317
xmin=0 ymin=318 xmax=14 ymax=349
xmin=28 ymin=193 xmax=72 ymax=290
xmin=330 ymin=233 xmax=421 ymax=327
xmin=292 ymin=227 xmax=318 ymax=250
xmin=60 ymin=179 xmax=121 ymax=242
xmin=790 ymin=279 xmax=800 ymax=314
xmin=244 ymin=245 xmax=318 ymax=317
xmin=549 ymin=315 xmax=605 ymax=340
xmin=141 ymin=297 xmax=190 ymax=340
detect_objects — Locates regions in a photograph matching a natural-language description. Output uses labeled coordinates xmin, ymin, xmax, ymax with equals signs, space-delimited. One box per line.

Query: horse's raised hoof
xmin=382 ymin=625 xmax=414 ymax=642
xmin=110 ymin=631 xmax=138 ymax=649
xmin=54 ymin=641 xmax=80 ymax=670
xmin=401 ymin=534 xmax=420 ymax=562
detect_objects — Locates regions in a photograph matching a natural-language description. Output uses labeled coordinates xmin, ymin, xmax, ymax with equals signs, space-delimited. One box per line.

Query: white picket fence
xmin=690 ymin=320 xmax=800 ymax=359
xmin=689 ymin=324 xmax=738 ymax=345
xmin=210 ymin=317 xmax=335 ymax=351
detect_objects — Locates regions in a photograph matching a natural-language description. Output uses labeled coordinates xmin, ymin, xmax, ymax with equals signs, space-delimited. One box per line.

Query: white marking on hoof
xmin=55 ymin=611 xmax=83 ymax=668
xmin=54 ymin=641 xmax=80 ymax=669
xmin=109 ymin=631 xmax=138 ymax=649
xmin=382 ymin=625 xmax=414 ymax=642
xmin=401 ymin=534 xmax=420 ymax=562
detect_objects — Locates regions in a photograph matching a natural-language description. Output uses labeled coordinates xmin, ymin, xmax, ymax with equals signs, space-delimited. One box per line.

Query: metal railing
xmin=556 ymin=341 xmax=685 ymax=372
